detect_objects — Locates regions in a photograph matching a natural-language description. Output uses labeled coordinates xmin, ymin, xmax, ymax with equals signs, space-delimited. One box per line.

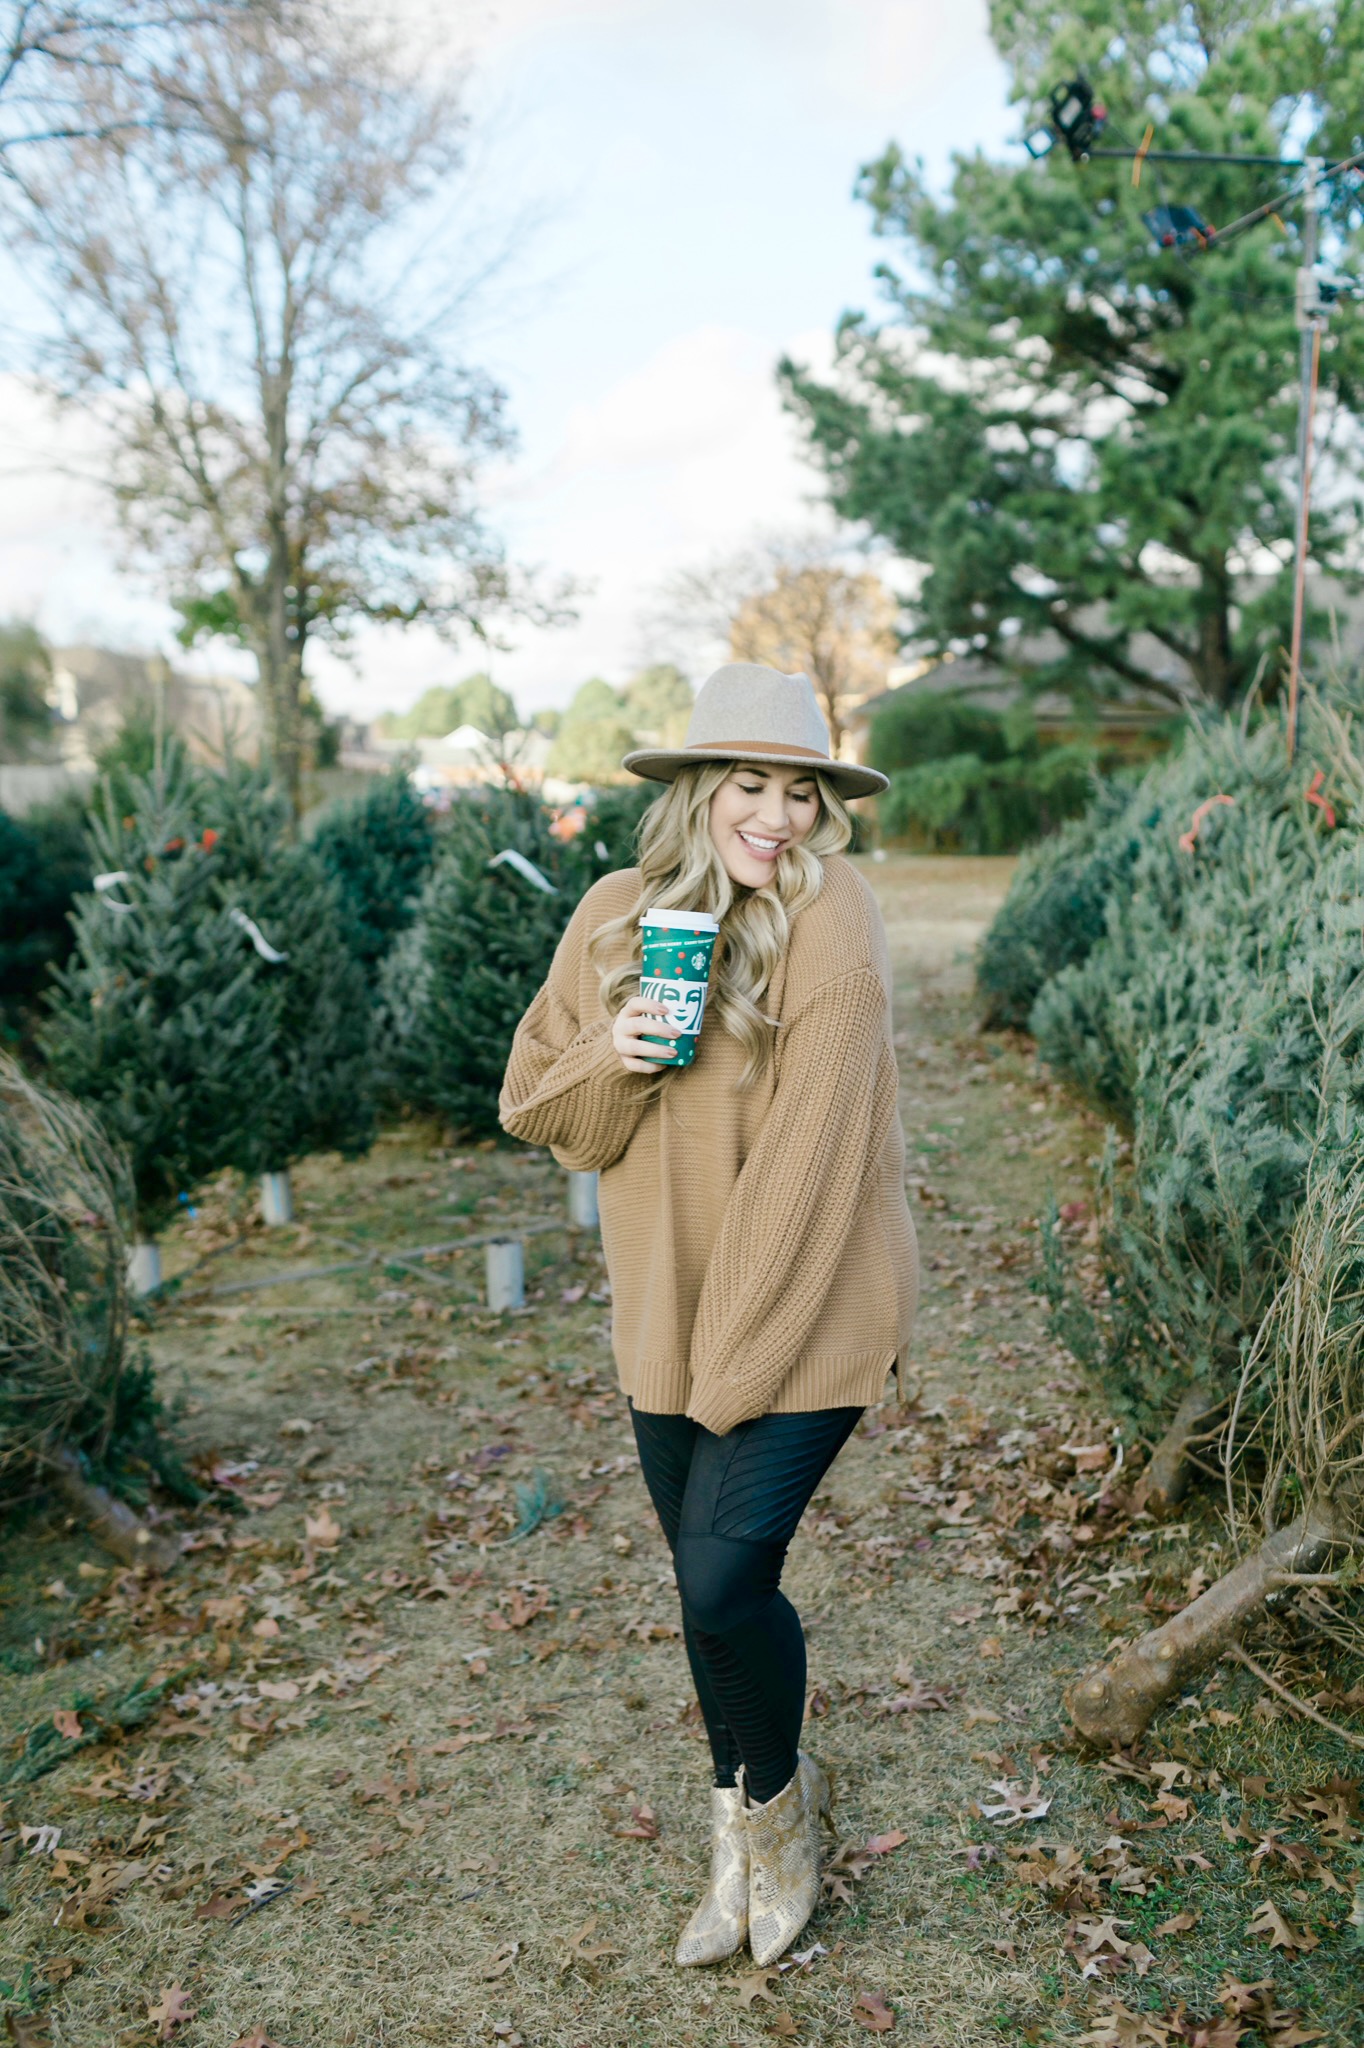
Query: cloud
xmin=468 ymin=0 xmax=1003 ymax=123
xmin=0 ymin=0 xmax=1013 ymax=723
xmin=311 ymin=320 xmax=841 ymax=719
xmin=0 ymin=377 xmax=171 ymax=649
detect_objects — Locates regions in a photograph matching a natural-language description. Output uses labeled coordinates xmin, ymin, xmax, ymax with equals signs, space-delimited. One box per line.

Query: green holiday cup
xmin=637 ymin=907 xmax=721 ymax=1067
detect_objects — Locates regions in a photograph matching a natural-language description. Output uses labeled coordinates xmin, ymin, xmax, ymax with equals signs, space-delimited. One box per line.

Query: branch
xmin=1047 ymin=607 xmax=1193 ymax=706
xmin=1224 ymin=1642 xmax=1364 ymax=1751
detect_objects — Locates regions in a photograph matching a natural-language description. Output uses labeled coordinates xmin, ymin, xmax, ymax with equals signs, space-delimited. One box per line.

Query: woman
xmin=499 ymin=662 xmax=919 ymax=1968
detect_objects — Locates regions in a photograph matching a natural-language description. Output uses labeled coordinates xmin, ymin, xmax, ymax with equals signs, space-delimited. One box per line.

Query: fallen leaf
xmin=1153 ymin=1908 xmax=1200 ymax=1935
xmin=562 ymin=1917 xmax=622 ymax=1970
xmin=612 ymin=1801 xmax=659 ymax=1840
xmin=5 ymin=2019 xmax=53 ymax=2048
xmin=980 ymin=1776 xmax=1052 ymax=1826
xmin=863 ymin=1830 xmax=908 ymax=1856
xmin=304 ymin=1505 xmax=343 ymax=1548
xmin=229 ymin=2033 xmax=288 ymax=2048
xmin=1147 ymin=1761 xmax=1190 ymax=1790
xmin=1069 ymin=1913 xmax=1134 ymax=1958
xmin=1245 ymin=1899 xmax=1318 ymax=1952
xmin=256 ymin=1680 xmax=300 ymax=1703
xmin=480 ymin=1940 xmax=519 ymax=1980
xmin=852 ymin=1989 xmax=895 ymax=2032
xmin=51 ymin=1709 xmax=82 ymax=1740
xmin=194 ymin=1891 xmax=243 ymax=1921
xmin=1217 ymin=1976 xmax=1275 ymax=2014
xmin=146 ymin=1983 xmax=196 ymax=2039
xmin=731 ymin=1968 xmax=780 ymax=2009
xmin=883 ymin=1677 xmax=952 ymax=1714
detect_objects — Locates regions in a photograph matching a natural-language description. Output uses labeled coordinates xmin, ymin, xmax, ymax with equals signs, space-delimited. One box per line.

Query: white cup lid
xmin=639 ymin=907 xmax=720 ymax=933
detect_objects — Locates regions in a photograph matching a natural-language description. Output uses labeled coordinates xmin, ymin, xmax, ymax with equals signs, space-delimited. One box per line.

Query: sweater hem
xmin=621 ymin=1345 xmax=903 ymax=1424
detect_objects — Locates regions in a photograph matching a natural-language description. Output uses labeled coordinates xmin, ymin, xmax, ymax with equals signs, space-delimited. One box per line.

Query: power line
xmin=1028 ymin=76 xmax=1364 ymax=759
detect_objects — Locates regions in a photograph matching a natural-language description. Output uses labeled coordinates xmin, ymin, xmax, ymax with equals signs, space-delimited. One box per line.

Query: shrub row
xmin=866 ymin=688 xmax=1138 ymax=854
xmin=978 ymin=697 xmax=1364 ymax=1435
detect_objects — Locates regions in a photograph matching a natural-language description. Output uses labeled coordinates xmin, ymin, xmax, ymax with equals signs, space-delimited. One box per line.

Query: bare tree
xmin=656 ymin=533 xmax=899 ymax=758
xmin=11 ymin=7 xmax=564 ymax=816
xmin=0 ymin=1 xmax=253 ymax=167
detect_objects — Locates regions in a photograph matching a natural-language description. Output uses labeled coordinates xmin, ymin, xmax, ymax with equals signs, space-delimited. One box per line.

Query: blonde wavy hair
xmin=587 ymin=760 xmax=854 ymax=1089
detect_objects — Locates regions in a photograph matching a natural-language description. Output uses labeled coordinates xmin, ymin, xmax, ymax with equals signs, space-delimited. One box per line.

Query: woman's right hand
xmin=612 ymin=995 xmax=682 ymax=1074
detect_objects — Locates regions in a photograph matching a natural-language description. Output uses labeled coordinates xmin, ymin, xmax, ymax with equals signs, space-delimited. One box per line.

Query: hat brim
xmin=620 ymin=745 xmax=889 ymax=801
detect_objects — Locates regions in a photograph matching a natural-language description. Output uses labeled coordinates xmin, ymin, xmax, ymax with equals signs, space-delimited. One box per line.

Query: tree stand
xmin=260 ymin=1170 xmax=295 ymax=1226
xmin=127 ymin=1239 xmax=162 ymax=1295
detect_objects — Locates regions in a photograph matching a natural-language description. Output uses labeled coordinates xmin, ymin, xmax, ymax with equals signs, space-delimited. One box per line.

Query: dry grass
xmin=2 ymin=856 xmax=1361 ymax=2048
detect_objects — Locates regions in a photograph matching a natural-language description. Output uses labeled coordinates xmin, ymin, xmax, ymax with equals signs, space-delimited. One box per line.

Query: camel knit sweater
xmin=497 ymin=855 xmax=919 ymax=1435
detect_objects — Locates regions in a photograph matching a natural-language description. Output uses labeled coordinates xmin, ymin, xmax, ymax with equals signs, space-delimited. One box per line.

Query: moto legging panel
xmin=627 ymin=1399 xmax=863 ymax=1803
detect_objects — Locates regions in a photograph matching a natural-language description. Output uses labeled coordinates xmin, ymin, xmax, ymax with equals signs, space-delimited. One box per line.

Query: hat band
xmin=690 ymin=739 xmax=829 ymax=761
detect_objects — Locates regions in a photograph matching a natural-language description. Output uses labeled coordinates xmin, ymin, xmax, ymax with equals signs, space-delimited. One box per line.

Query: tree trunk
xmin=42 ymin=1442 xmax=180 ymax=1572
xmin=1065 ymin=1493 xmax=1350 ymax=1748
xmin=1132 ymin=1383 xmax=1223 ymax=1519
xmin=261 ymin=369 xmax=303 ymax=825
xmin=1193 ymin=550 xmax=1236 ymax=709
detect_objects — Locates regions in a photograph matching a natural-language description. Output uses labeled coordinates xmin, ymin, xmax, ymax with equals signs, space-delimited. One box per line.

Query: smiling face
xmin=707 ymin=762 xmax=821 ymax=888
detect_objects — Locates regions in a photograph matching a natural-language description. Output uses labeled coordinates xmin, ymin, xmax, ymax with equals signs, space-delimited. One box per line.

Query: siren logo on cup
xmin=637 ymin=906 xmax=719 ymax=1068
xmin=640 ymin=975 xmax=708 ymax=1036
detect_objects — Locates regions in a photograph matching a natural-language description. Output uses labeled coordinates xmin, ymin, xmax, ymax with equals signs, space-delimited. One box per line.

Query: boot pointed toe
xmin=674 ymin=1783 xmax=748 ymax=1967
xmin=743 ymin=1752 xmax=832 ymax=1967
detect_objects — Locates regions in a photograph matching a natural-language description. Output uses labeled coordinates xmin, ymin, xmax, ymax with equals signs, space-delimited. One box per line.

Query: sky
xmin=0 ymin=0 xmax=1017 ymax=724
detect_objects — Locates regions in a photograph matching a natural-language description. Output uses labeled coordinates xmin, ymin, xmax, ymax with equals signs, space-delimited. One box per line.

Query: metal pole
xmin=1287 ymin=159 xmax=1325 ymax=763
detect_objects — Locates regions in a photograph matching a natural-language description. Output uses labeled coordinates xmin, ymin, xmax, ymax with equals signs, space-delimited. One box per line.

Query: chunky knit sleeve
xmin=684 ymin=966 xmax=896 ymax=1435
xmin=498 ymin=897 xmax=654 ymax=1173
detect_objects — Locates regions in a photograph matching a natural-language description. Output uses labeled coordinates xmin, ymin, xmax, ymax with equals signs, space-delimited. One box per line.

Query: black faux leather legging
xmin=626 ymin=1398 xmax=864 ymax=1804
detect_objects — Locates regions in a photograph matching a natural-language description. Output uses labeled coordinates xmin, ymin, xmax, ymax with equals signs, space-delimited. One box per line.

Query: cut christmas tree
xmin=381 ymin=785 xmax=605 ymax=1136
xmin=40 ymin=741 xmax=270 ymax=1276
xmin=0 ymin=1054 xmax=183 ymax=1567
xmin=202 ymin=762 xmax=375 ymax=1218
xmin=311 ymin=768 xmax=436 ymax=973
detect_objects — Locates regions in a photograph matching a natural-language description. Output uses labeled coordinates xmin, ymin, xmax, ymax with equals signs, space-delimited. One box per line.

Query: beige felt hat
xmin=621 ymin=662 xmax=888 ymax=800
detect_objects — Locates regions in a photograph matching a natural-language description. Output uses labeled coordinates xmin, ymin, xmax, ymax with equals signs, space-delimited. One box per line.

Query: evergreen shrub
xmin=380 ymin=785 xmax=604 ymax=1136
xmin=202 ymin=764 xmax=375 ymax=1178
xmin=41 ymin=744 xmax=375 ymax=1234
xmin=0 ymin=797 xmax=91 ymax=1040
xmin=311 ymin=769 xmax=436 ymax=973
xmin=40 ymin=744 xmax=268 ymax=1235
xmin=985 ymin=700 xmax=1364 ymax=1434
xmin=0 ymin=1053 xmax=132 ymax=1488
xmin=868 ymin=689 xmax=1100 ymax=853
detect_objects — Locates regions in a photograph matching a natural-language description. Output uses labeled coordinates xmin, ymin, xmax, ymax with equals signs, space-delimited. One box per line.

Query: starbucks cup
xmin=638 ymin=907 xmax=721 ymax=1068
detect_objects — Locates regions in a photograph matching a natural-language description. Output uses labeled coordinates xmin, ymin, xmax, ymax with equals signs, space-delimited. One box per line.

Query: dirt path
xmin=3 ymin=855 xmax=1359 ymax=2048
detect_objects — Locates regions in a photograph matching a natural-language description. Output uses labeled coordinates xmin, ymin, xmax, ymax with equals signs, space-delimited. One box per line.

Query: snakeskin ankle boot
xmin=741 ymin=1751 xmax=834 ymax=1966
xmin=674 ymin=1782 xmax=749 ymax=1966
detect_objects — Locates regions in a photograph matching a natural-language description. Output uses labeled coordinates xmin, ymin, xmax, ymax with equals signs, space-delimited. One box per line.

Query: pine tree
xmin=202 ymin=763 xmax=375 ymax=1178
xmin=382 ymin=785 xmax=607 ymax=1135
xmin=311 ymin=769 xmax=436 ymax=973
xmin=39 ymin=743 xmax=268 ymax=1236
xmin=0 ymin=797 xmax=90 ymax=1041
xmin=781 ymin=1 xmax=1364 ymax=710
xmin=998 ymin=701 xmax=1364 ymax=1432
